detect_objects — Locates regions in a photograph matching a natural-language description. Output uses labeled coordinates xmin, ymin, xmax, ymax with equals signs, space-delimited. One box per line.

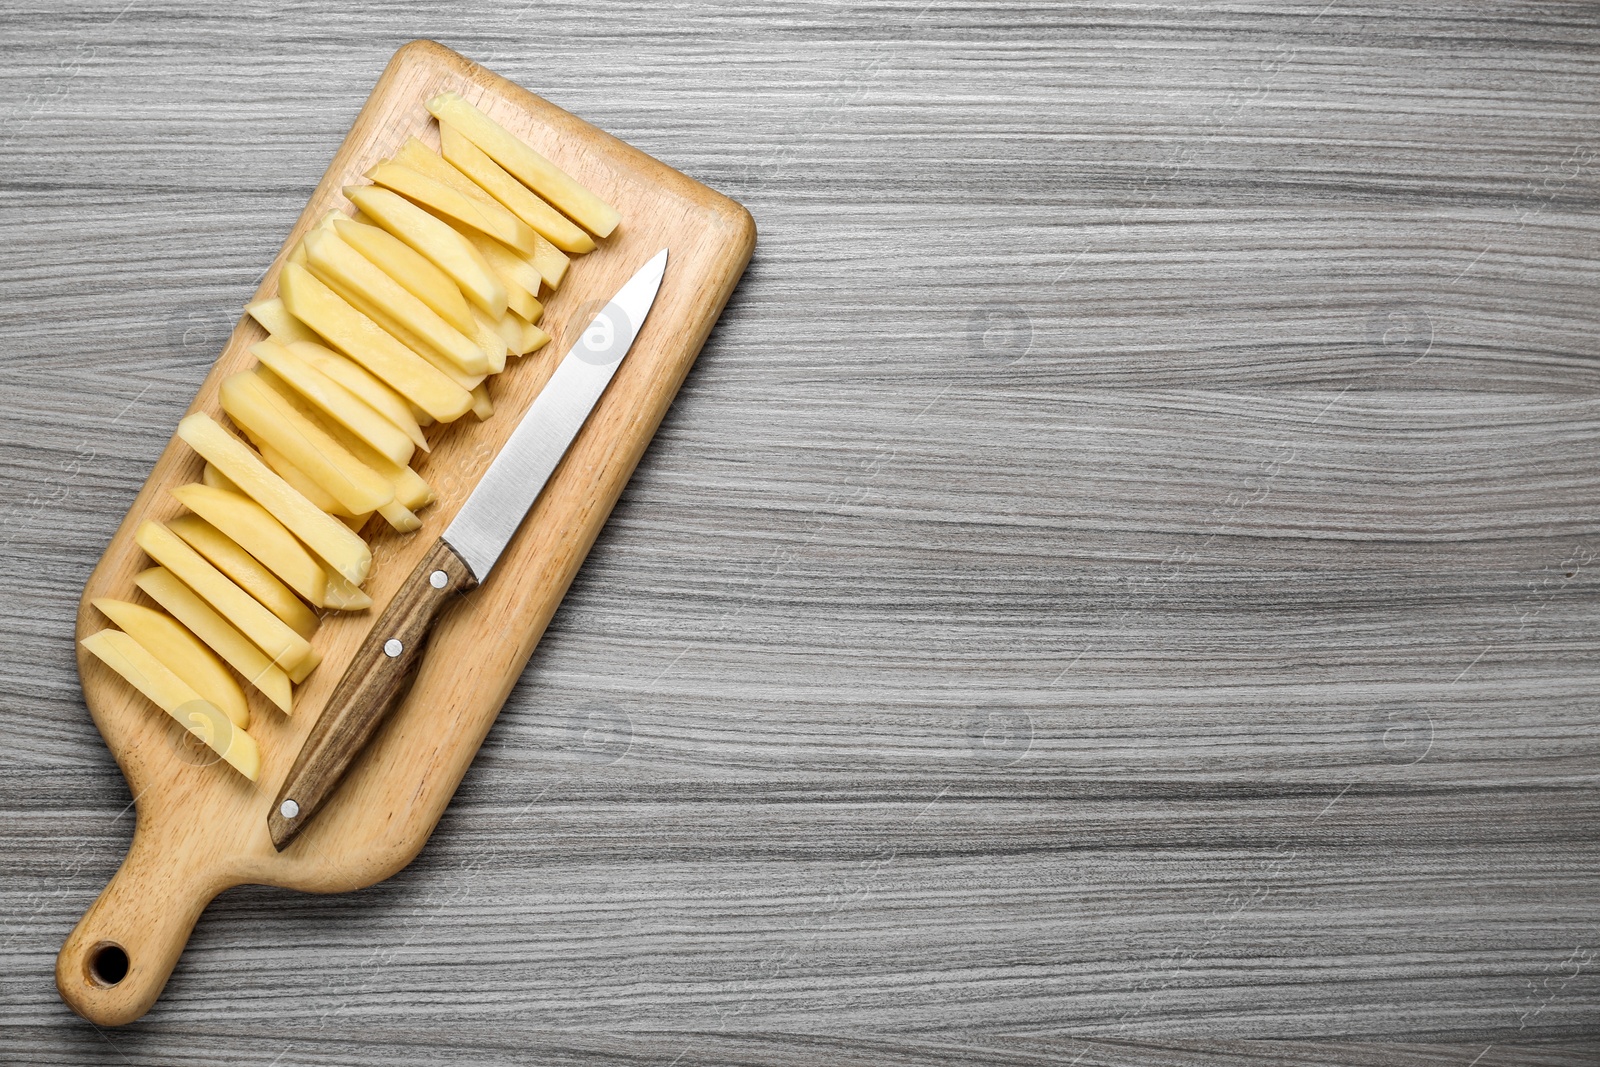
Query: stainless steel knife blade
xmin=444 ymin=247 xmax=668 ymax=579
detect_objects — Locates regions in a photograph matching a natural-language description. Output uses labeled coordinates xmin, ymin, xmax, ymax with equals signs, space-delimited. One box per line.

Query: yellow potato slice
xmin=176 ymin=413 xmax=371 ymax=585
xmin=135 ymin=520 xmax=314 ymax=673
xmin=381 ymin=145 xmax=570 ymax=291
xmin=290 ymin=340 xmax=429 ymax=451
xmin=167 ymin=514 xmax=320 ymax=639
xmin=303 ymin=226 xmax=488 ymax=375
xmin=470 ymin=383 xmax=494 ymax=421
xmin=343 ymin=185 xmax=507 ymax=317
xmin=202 ymin=462 xmax=243 ymax=496
xmin=305 ymin=263 xmax=487 ymax=395
xmin=220 ymin=370 xmax=394 ymax=516
xmin=481 ymin=308 xmax=522 ymax=355
xmin=438 ymin=120 xmax=595 ymax=253
xmin=426 ymin=91 xmax=621 ymax=238
xmin=322 ymin=568 xmax=374 ymax=611
xmin=135 ymin=567 xmax=294 ymax=713
xmin=333 ymin=216 xmax=476 ymax=335
xmin=473 ymin=304 xmax=547 ymax=356
xmin=305 ymin=261 xmax=488 ymax=386
xmin=278 ymin=262 xmax=473 ymax=422
xmin=251 ymin=438 xmax=372 ymax=544
xmin=284 ymin=647 xmax=321 ymax=686
xmin=254 ymin=372 xmax=432 ymax=533
xmin=504 ymin=310 xmax=550 ymax=356
xmin=81 ymin=629 xmax=261 ymax=780
xmin=92 ymin=598 xmax=249 ymax=729
xmin=469 ymin=313 xmax=510 ymax=372
xmin=468 ymin=308 xmax=515 ymax=370
xmin=245 ymin=297 xmax=318 ymax=345
xmin=456 ymin=229 xmax=547 ymax=318
xmin=251 ymin=339 xmax=414 ymax=465
xmin=325 ymin=422 xmax=433 ymax=512
xmin=171 ymin=482 xmax=329 ymax=608
xmin=446 ymin=205 xmax=565 ymax=291
xmin=256 ymin=372 xmax=434 ymax=512
xmin=378 ymin=499 xmax=422 ymax=532
xmin=393 ymin=139 xmax=573 ymax=287
xmin=367 ymin=160 xmax=529 ymax=252
xmin=252 ymin=439 xmax=371 ymax=541
xmin=386 ymin=140 xmax=545 ymax=258
xmin=252 ymin=437 xmax=350 ymax=515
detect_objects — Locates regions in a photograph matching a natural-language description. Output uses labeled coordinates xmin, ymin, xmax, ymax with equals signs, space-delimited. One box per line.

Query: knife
xmin=268 ymin=248 xmax=669 ymax=850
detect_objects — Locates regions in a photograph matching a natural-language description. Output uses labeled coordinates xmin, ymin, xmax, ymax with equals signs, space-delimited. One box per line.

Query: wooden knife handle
xmin=269 ymin=538 xmax=477 ymax=851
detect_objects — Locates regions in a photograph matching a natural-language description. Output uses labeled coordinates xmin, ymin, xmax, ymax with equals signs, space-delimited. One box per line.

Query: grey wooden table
xmin=3 ymin=2 xmax=1598 ymax=1064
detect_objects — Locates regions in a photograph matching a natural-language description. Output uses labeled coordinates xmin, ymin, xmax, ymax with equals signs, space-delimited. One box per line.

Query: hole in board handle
xmin=88 ymin=942 xmax=129 ymax=987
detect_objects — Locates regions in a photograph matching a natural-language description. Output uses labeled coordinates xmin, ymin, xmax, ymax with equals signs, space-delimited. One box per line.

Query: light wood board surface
xmin=2 ymin=2 xmax=1598 ymax=1064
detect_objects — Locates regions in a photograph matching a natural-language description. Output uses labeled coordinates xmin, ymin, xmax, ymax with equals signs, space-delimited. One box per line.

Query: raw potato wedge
xmin=426 ymin=90 xmax=621 ymax=238
xmin=251 ymin=339 xmax=415 ymax=465
xmin=508 ymin=310 xmax=553 ymax=356
xmin=304 ymin=226 xmax=489 ymax=375
xmin=167 ymin=514 xmax=321 ymax=639
xmin=482 ymin=308 xmax=523 ymax=355
xmin=387 ymin=140 xmax=546 ymax=258
xmin=344 ymin=185 xmax=507 ymax=317
xmin=471 ymin=383 xmax=494 ymax=420
xmin=81 ymin=629 xmax=261 ymax=781
xmin=254 ymin=438 xmax=367 ymax=531
xmin=318 ymin=417 xmax=434 ymax=511
xmin=259 ymin=373 xmax=435 ymax=512
xmin=321 ymin=568 xmax=373 ymax=611
xmin=308 ymin=264 xmax=488 ymax=392
xmin=203 ymin=463 xmax=244 ymax=496
xmin=393 ymin=139 xmax=572 ymax=284
xmin=368 ymin=160 xmax=533 ymax=254
xmin=220 ymin=370 xmax=395 ymax=516
xmin=458 ymin=230 xmax=546 ymax=319
xmin=171 ymin=482 xmax=329 ymax=608
xmin=177 ymin=413 xmax=371 ymax=585
xmin=469 ymin=307 xmax=517 ymax=370
xmin=135 ymin=567 xmax=294 ymax=714
xmin=284 ymin=647 xmax=322 ymax=686
xmin=252 ymin=437 xmax=345 ymax=514
xmin=376 ymin=499 xmax=422 ymax=533
xmin=472 ymin=304 xmax=547 ymax=356
xmin=291 ymin=341 xmax=429 ymax=452
xmin=449 ymin=209 xmax=566 ymax=291
xmin=91 ymin=598 xmax=249 ymax=729
xmin=333 ymin=216 xmax=476 ymax=335
xmin=135 ymin=520 xmax=314 ymax=673
xmin=245 ymin=297 xmax=318 ymax=345
xmin=279 ymin=262 xmax=473 ymax=422
xmin=438 ymin=120 xmax=594 ymax=253
xmin=253 ymin=445 xmax=371 ymax=539
xmin=468 ymin=312 xmax=510 ymax=373
xmin=334 ymin=428 xmax=434 ymax=511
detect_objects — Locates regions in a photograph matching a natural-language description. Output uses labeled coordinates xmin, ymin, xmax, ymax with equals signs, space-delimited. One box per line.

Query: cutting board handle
xmin=56 ymin=821 xmax=224 ymax=1025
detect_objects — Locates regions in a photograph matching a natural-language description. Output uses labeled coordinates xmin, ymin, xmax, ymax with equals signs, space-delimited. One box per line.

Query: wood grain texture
xmin=2 ymin=1 xmax=1598 ymax=1064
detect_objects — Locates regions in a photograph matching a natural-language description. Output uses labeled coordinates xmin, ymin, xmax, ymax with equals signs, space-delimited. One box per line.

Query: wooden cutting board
xmin=56 ymin=39 xmax=755 ymax=1027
